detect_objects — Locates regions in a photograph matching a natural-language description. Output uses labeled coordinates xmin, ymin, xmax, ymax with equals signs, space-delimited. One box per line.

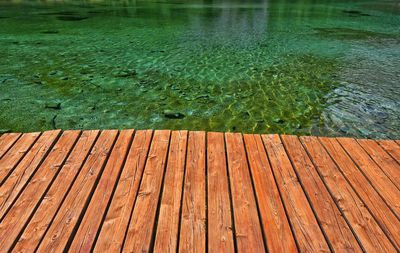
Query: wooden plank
xmin=153 ymin=131 xmax=188 ymax=252
xmin=0 ymin=132 xmax=41 ymax=184
xmin=206 ymin=132 xmax=235 ymax=253
xmin=12 ymin=130 xmax=99 ymax=253
xmin=243 ymin=134 xmax=297 ymax=253
xmin=68 ymin=129 xmax=134 ymax=252
xmin=0 ymin=130 xmax=60 ymax=219
xmin=93 ymin=130 xmax=153 ymax=252
xmin=122 ymin=130 xmax=171 ymax=252
xmin=337 ymin=138 xmax=400 ymax=216
xmin=225 ymin=133 xmax=265 ymax=253
xmin=262 ymin=134 xmax=330 ymax=252
xmin=357 ymin=139 xmax=400 ymax=189
xmin=0 ymin=130 xmax=80 ymax=252
xmin=36 ymin=130 xmax=118 ymax=252
xmin=378 ymin=140 xmax=400 ymax=162
xmin=0 ymin=133 xmax=21 ymax=159
xmin=281 ymin=135 xmax=362 ymax=252
xmin=319 ymin=137 xmax=400 ymax=249
xmin=301 ymin=136 xmax=398 ymax=252
xmin=178 ymin=131 xmax=207 ymax=253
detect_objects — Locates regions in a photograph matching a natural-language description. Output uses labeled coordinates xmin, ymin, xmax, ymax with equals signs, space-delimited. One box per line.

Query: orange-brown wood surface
xmin=122 ymin=130 xmax=171 ymax=253
xmin=69 ymin=129 xmax=134 ymax=252
xmin=12 ymin=130 xmax=99 ymax=253
xmin=0 ymin=130 xmax=80 ymax=252
xmin=357 ymin=139 xmax=400 ymax=189
xmin=36 ymin=130 xmax=118 ymax=252
xmin=94 ymin=130 xmax=153 ymax=252
xmin=0 ymin=133 xmax=21 ymax=159
xmin=243 ymin=134 xmax=297 ymax=253
xmin=0 ymin=132 xmax=41 ymax=184
xmin=301 ymin=136 xmax=398 ymax=252
xmin=207 ymin=132 xmax=235 ymax=253
xmin=154 ymin=131 xmax=188 ymax=253
xmin=337 ymin=138 xmax=400 ymax=217
xmin=0 ymin=129 xmax=399 ymax=252
xmin=178 ymin=131 xmax=207 ymax=253
xmin=281 ymin=135 xmax=362 ymax=252
xmin=226 ymin=133 xmax=265 ymax=253
xmin=263 ymin=134 xmax=330 ymax=252
xmin=0 ymin=130 xmax=60 ymax=219
xmin=378 ymin=140 xmax=400 ymax=162
xmin=319 ymin=137 xmax=400 ymax=250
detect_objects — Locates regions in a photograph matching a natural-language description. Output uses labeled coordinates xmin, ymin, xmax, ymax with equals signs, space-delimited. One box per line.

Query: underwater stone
xmin=342 ymin=10 xmax=371 ymax=16
xmin=163 ymin=110 xmax=185 ymax=119
xmin=113 ymin=69 xmax=137 ymax=78
xmin=45 ymin=102 xmax=61 ymax=110
xmin=272 ymin=118 xmax=285 ymax=123
xmin=41 ymin=30 xmax=59 ymax=34
xmin=57 ymin=15 xmax=88 ymax=21
xmin=48 ymin=70 xmax=60 ymax=76
xmin=196 ymin=94 xmax=210 ymax=100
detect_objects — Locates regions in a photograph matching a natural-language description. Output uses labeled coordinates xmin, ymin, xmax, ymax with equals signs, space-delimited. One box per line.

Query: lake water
xmin=0 ymin=0 xmax=399 ymax=138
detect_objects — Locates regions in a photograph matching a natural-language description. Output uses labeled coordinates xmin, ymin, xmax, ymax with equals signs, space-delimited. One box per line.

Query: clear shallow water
xmin=0 ymin=0 xmax=399 ymax=138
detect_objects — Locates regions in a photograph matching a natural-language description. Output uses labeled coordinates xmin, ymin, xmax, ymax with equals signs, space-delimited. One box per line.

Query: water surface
xmin=0 ymin=0 xmax=399 ymax=138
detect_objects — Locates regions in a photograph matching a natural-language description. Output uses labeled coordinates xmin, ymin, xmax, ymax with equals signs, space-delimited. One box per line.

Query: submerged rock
xmin=113 ymin=69 xmax=137 ymax=78
xmin=56 ymin=15 xmax=88 ymax=21
xmin=342 ymin=10 xmax=371 ymax=16
xmin=45 ymin=102 xmax=61 ymax=110
xmin=41 ymin=30 xmax=59 ymax=34
xmin=48 ymin=70 xmax=61 ymax=76
xmin=272 ymin=117 xmax=285 ymax=124
xmin=163 ymin=110 xmax=185 ymax=119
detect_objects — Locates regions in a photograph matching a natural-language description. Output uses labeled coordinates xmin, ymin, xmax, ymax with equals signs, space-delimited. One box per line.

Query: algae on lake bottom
xmin=0 ymin=0 xmax=399 ymax=139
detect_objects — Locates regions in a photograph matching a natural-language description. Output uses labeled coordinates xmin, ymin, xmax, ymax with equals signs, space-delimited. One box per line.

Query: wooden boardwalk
xmin=0 ymin=129 xmax=399 ymax=252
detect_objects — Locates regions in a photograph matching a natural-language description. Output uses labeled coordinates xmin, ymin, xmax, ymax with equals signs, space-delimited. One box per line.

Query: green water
xmin=0 ymin=0 xmax=399 ymax=138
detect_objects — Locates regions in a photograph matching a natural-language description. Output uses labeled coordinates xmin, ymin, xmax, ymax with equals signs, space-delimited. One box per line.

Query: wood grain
xmin=301 ymin=136 xmax=398 ymax=252
xmin=0 ymin=129 xmax=398 ymax=252
xmin=244 ymin=134 xmax=297 ymax=253
xmin=377 ymin=140 xmax=400 ymax=162
xmin=69 ymin=129 xmax=134 ymax=252
xmin=281 ymin=135 xmax=362 ymax=252
xmin=122 ymin=130 xmax=171 ymax=253
xmin=0 ymin=132 xmax=41 ymax=184
xmin=226 ymin=133 xmax=265 ymax=253
xmin=262 ymin=134 xmax=330 ymax=253
xmin=0 ymin=130 xmax=80 ymax=252
xmin=337 ymin=138 xmax=400 ymax=216
xmin=12 ymin=130 xmax=99 ymax=253
xmin=94 ymin=130 xmax=153 ymax=252
xmin=319 ymin=137 xmax=400 ymax=250
xmin=0 ymin=130 xmax=60 ymax=219
xmin=36 ymin=130 xmax=118 ymax=252
xmin=0 ymin=133 xmax=21 ymax=159
xmin=154 ymin=131 xmax=188 ymax=253
xmin=178 ymin=131 xmax=207 ymax=253
xmin=357 ymin=139 xmax=400 ymax=189
xmin=207 ymin=132 xmax=235 ymax=253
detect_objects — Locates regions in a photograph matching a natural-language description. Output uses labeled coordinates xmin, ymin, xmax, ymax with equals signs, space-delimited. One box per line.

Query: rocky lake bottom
xmin=0 ymin=0 xmax=399 ymax=139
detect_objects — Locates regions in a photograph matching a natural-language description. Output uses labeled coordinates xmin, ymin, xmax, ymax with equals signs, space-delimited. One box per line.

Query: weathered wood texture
xmin=0 ymin=130 xmax=399 ymax=252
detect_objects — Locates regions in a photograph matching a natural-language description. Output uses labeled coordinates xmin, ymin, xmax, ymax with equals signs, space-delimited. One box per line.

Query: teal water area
xmin=0 ymin=0 xmax=399 ymax=138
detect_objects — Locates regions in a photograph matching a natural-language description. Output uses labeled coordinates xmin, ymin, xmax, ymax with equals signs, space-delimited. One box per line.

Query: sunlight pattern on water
xmin=0 ymin=0 xmax=399 ymax=138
